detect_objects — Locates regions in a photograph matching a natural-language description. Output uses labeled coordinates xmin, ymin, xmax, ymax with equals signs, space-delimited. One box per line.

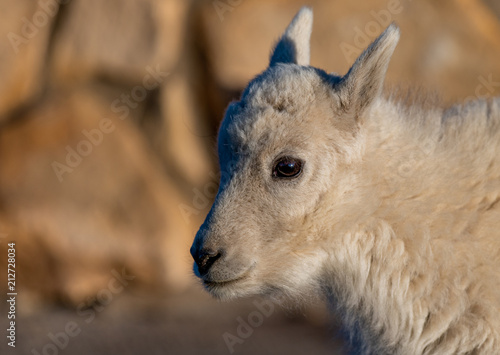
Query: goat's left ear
xmin=270 ymin=7 xmax=313 ymax=66
xmin=339 ymin=24 xmax=400 ymax=117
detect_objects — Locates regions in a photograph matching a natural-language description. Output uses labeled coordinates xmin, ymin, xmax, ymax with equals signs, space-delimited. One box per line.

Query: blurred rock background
xmin=0 ymin=0 xmax=499 ymax=354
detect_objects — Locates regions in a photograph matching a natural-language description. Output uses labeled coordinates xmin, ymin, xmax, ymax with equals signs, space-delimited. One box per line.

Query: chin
xmin=202 ymin=277 xmax=262 ymax=301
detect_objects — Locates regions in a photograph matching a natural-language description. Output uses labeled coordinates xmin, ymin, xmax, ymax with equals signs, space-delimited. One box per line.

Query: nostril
xmin=195 ymin=249 xmax=222 ymax=276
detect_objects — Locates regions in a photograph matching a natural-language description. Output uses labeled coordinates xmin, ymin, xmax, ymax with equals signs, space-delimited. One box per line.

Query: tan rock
xmin=50 ymin=0 xmax=191 ymax=86
xmin=160 ymin=71 xmax=215 ymax=189
xmin=0 ymin=87 xmax=198 ymax=304
xmin=0 ymin=0 xmax=55 ymax=120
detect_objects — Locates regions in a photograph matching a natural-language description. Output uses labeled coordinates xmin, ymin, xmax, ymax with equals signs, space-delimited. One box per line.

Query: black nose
xmin=191 ymin=248 xmax=222 ymax=276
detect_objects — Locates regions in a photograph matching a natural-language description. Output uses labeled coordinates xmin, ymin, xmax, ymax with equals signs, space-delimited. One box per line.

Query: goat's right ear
xmin=269 ymin=7 xmax=313 ymax=66
xmin=338 ymin=24 xmax=400 ymax=118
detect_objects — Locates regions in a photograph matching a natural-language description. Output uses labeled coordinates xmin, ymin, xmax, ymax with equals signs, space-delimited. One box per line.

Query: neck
xmin=323 ymin=218 xmax=431 ymax=354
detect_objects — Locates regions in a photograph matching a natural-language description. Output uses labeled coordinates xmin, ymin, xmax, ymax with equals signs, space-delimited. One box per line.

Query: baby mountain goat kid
xmin=190 ymin=7 xmax=500 ymax=354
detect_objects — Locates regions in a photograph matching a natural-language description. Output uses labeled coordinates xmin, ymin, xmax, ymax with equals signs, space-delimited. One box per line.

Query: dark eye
xmin=272 ymin=157 xmax=303 ymax=179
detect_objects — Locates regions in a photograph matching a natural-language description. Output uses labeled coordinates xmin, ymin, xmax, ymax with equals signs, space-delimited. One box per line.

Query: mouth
xmin=203 ymin=275 xmax=247 ymax=288
xmin=202 ymin=263 xmax=255 ymax=289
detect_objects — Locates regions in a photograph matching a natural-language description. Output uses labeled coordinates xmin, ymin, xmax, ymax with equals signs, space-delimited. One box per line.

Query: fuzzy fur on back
xmin=327 ymin=96 xmax=500 ymax=354
xmin=190 ymin=7 xmax=500 ymax=354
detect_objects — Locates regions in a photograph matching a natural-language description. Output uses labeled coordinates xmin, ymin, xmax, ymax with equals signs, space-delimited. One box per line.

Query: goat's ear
xmin=339 ymin=24 xmax=400 ymax=117
xmin=270 ymin=7 xmax=313 ymax=66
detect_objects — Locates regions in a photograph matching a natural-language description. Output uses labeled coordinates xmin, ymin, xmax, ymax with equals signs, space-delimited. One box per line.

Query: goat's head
xmin=190 ymin=7 xmax=399 ymax=300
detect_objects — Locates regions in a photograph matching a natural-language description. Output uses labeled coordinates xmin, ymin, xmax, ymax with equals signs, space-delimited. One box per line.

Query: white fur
xmin=191 ymin=7 xmax=500 ymax=354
